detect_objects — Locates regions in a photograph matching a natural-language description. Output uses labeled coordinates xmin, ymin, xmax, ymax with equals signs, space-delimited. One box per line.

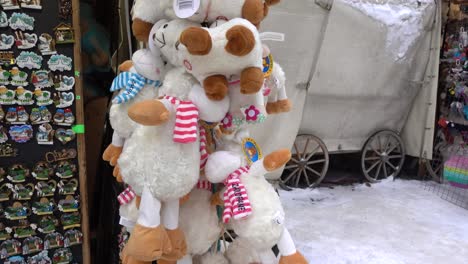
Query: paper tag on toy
xmin=260 ymin=32 xmax=285 ymax=42
xmin=242 ymin=138 xmax=263 ymax=165
xmin=173 ymin=0 xmax=200 ymax=18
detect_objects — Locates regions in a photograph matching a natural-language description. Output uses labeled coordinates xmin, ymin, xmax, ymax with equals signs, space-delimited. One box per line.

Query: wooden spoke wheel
xmin=425 ymin=129 xmax=448 ymax=183
xmin=280 ymin=134 xmax=329 ymax=189
xmin=361 ymin=130 xmax=406 ymax=182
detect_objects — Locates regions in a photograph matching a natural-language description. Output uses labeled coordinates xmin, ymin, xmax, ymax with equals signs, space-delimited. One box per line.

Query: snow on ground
xmin=280 ymin=179 xmax=468 ymax=264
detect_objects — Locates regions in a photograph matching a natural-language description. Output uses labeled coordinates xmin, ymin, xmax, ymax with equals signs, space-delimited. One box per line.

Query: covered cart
xmin=251 ymin=0 xmax=441 ymax=187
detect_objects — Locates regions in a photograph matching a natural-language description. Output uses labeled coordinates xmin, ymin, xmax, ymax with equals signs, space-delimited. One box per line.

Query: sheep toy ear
xmin=225 ymin=25 xmax=256 ymax=56
xmin=179 ymin=27 xmax=212 ymax=55
xmin=205 ymin=151 xmax=242 ymax=183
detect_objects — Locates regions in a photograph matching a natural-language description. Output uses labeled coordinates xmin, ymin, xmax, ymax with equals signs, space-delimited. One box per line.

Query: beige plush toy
xmin=131 ymin=0 xmax=281 ymax=42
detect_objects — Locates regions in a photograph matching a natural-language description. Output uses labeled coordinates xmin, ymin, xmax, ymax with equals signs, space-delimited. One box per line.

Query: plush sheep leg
xmin=132 ymin=19 xmax=154 ymax=42
xmin=241 ymin=0 xmax=265 ymax=27
xmin=240 ymin=67 xmax=264 ymax=95
xmin=124 ymin=186 xmax=172 ymax=262
xmin=103 ymin=133 xmax=125 ymax=166
xmin=202 ymin=75 xmax=229 ymax=101
xmin=161 ymin=199 xmax=187 ymax=261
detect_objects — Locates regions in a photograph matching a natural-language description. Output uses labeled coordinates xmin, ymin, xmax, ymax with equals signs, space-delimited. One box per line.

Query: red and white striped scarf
xmin=222 ymin=166 xmax=252 ymax=223
xmin=196 ymin=180 xmax=212 ymax=191
xmin=164 ymin=96 xmax=199 ymax=144
xmin=199 ymin=126 xmax=208 ymax=170
xmin=117 ymin=186 xmax=136 ymax=205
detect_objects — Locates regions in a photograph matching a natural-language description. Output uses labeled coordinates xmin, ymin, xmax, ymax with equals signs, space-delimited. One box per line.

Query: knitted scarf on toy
xmin=222 ymin=166 xmax=252 ymax=223
xmin=164 ymin=96 xmax=199 ymax=144
xmin=110 ymin=72 xmax=161 ymax=104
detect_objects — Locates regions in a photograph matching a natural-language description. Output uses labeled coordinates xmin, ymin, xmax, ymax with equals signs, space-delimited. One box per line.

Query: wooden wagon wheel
xmin=280 ymin=134 xmax=329 ymax=189
xmin=361 ymin=130 xmax=406 ymax=182
xmin=425 ymin=129 xmax=448 ymax=183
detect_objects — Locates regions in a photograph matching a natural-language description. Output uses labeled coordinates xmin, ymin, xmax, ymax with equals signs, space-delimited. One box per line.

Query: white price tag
xmin=260 ymin=32 xmax=285 ymax=42
xmin=173 ymin=0 xmax=200 ymax=18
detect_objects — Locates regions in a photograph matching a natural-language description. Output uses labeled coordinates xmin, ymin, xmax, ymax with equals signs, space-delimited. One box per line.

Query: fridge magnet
xmin=7 ymin=164 xmax=29 ymax=183
xmin=30 ymin=106 xmax=51 ymax=125
xmin=9 ymin=68 xmax=28 ymax=86
xmin=38 ymin=34 xmax=57 ymax=56
xmin=0 ymin=223 xmax=12 ymax=241
xmin=35 ymin=180 xmax=56 ymax=197
xmin=34 ymin=88 xmax=53 ymax=106
xmin=4 ymin=202 xmax=30 ymax=220
xmin=0 ymin=86 xmax=16 ymax=105
xmin=0 ymin=126 xmax=8 ymax=143
xmin=57 ymin=179 xmax=77 ymax=195
xmin=54 ymin=92 xmax=74 ymax=108
xmin=55 ymin=128 xmax=75 ymax=145
xmin=31 ymin=70 xmax=52 ymax=88
xmin=58 ymin=195 xmax=79 ymax=213
xmin=54 ymin=109 xmax=74 ymax=126
xmin=0 ymin=12 xmax=8 ymax=28
xmin=6 ymin=183 xmax=34 ymax=200
xmin=1 ymin=0 xmax=20 ymax=10
xmin=32 ymin=198 xmax=55 ymax=215
xmin=0 ymin=184 xmax=11 ymax=202
xmin=54 ymin=23 xmax=74 ymax=44
xmin=36 ymin=123 xmax=54 ymax=145
xmin=0 ymin=144 xmax=18 ymax=157
xmin=48 ymin=55 xmax=72 ymax=72
xmin=0 ymin=52 xmax=15 ymax=66
xmin=14 ymin=32 xmax=37 ymax=50
xmin=0 ymin=106 xmax=3 ymax=120
xmin=0 ymin=167 xmax=5 ymax=182
xmin=4 ymin=255 xmax=25 ymax=263
xmin=8 ymin=125 xmax=32 ymax=143
xmin=64 ymin=230 xmax=82 ymax=247
xmin=54 ymin=75 xmax=74 ymax=91
xmin=37 ymin=216 xmax=58 ymax=234
xmin=12 ymin=219 xmax=36 ymax=238
xmin=28 ymin=251 xmax=52 ymax=264
xmin=0 ymin=34 xmax=14 ymax=50
xmin=61 ymin=212 xmax=80 ymax=230
xmin=43 ymin=233 xmax=64 ymax=250
xmin=32 ymin=162 xmax=54 ymax=181
xmin=8 ymin=13 xmax=34 ymax=31
xmin=16 ymin=52 xmax=42 ymax=70
xmin=19 ymin=0 xmax=42 ymax=10
xmin=52 ymin=248 xmax=73 ymax=264
xmin=22 ymin=236 xmax=43 ymax=255
xmin=0 ymin=67 xmax=10 ymax=85
xmin=6 ymin=107 xmax=27 ymax=125
xmin=55 ymin=161 xmax=75 ymax=178
xmin=45 ymin=149 xmax=76 ymax=163
xmin=58 ymin=0 xmax=72 ymax=19
xmin=0 ymin=240 xmax=22 ymax=259
xmin=16 ymin=87 xmax=34 ymax=105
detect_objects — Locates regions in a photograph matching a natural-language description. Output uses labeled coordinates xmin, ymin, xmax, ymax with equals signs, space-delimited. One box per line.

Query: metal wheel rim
xmin=425 ymin=130 xmax=448 ymax=183
xmin=281 ymin=134 xmax=329 ymax=188
xmin=361 ymin=130 xmax=406 ymax=182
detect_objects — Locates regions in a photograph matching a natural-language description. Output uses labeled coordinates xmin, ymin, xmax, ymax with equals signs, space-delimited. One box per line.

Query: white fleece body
xmin=179 ymin=187 xmax=220 ymax=255
xmin=265 ymin=62 xmax=288 ymax=104
xmin=132 ymin=0 xmax=245 ymax=25
xmin=225 ymin=237 xmax=262 ymax=264
xmin=194 ymin=252 xmax=229 ymax=264
xmin=179 ymin=18 xmax=263 ymax=82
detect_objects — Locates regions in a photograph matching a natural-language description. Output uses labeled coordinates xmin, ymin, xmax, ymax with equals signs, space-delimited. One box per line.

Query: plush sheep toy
xmin=131 ymin=0 xmax=281 ymax=42
xmin=102 ymin=25 xmax=170 ymax=176
xmin=205 ymin=137 xmax=308 ymax=263
xmin=117 ymin=65 xmax=229 ymax=263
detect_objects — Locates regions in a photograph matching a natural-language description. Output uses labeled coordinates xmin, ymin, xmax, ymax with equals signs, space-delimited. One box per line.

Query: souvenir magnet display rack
xmin=424 ymin=8 xmax=468 ymax=210
xmin=0 ymin=0 xmax=89 ymax=263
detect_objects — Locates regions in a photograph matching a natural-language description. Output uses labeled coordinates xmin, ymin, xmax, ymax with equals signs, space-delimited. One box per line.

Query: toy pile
xmin=102 ymin=0 xmax=309 ymax=263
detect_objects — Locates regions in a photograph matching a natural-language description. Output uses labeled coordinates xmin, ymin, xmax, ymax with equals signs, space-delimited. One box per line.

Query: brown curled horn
xmin=179 ymin=27 xmax=212 ymax=55
xmin=225 ymin=25 xmax=256 ymax=57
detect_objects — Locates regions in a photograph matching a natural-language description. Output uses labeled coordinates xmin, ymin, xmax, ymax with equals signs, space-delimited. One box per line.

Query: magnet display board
xmin=0 ymin=0 xmax=89 ymax=263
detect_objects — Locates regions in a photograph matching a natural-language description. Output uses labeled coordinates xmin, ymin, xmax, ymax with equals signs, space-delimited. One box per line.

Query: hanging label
xmin=260 ymin=32 xmax=285 ymax=42
xmin=173 ymin=0 xmax=200 ymax=18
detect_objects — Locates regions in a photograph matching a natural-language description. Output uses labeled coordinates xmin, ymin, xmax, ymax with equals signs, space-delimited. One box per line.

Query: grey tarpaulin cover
xmin=251 ymin=0 xmax=440 ymax=180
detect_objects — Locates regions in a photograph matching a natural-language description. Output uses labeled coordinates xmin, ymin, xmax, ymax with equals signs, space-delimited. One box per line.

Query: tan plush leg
xmin=121 ymin=245 xmax=152 ymax=264
xmin=241 ymin=0 xmax=265 ymax=26
xmin=132 ymin=19 xmax=153 ymax=42
xmin=157 ymin=260 xmax=177 ymax=264
xmin=128 ymin=100 xmax=169 ymax=126
xmin=113 ymin=165 xmax=123 ymax=183
xmin=161 ymin=228 xmax=187 ymax=261
xmin=264 ymin=149 xmax=291 ymax=171
xmin=276 ymin=99 xmax=292 ymax=113
xmin=240 ymin=67 xmax=264 ymax=94
xmin=119 ymin=60 xmax=134 ymax=72
xmin=102 ymin=144 xmax=123 ymax=166
xmin=203 ymin=75 xmax=228 ymax=101
xmin=279 ymin=251 xmax=308 ymax=264
xmin=266 ymin=102 xmax=279 ymax=114
xmin=124 ymin=224 xmax=172 ymax=261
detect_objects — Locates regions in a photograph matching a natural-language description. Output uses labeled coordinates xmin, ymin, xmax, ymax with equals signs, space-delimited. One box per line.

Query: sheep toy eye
xmin=163 ymin=24 xmax=168 ymax=29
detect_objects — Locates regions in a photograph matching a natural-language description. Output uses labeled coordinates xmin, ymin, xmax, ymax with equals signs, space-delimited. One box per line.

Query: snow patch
xmin=341 ymin=0 xmax=435 ymax=61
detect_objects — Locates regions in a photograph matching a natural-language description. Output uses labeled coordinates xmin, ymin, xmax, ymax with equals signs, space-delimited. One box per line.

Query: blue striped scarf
xmin=110 ymin=72 xmax=161 ymax=104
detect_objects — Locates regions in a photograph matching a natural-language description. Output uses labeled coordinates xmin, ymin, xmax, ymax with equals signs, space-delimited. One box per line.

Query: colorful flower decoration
xmin=221 ymin=113 xmax=233 ymax=129
xmin=245 ymin=105 xmax=260 ymax=122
